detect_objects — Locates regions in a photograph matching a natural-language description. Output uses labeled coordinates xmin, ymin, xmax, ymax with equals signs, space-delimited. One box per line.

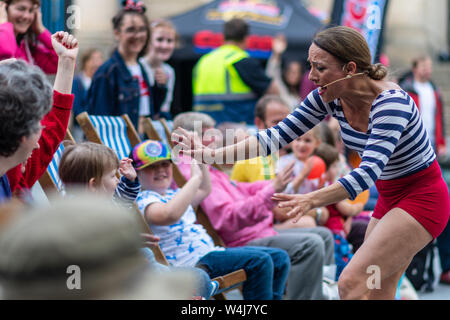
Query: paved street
xmin=418 ymin=283 xmax=450 ymax=300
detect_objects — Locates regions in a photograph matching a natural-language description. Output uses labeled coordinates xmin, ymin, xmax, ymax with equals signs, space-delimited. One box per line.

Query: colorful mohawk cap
xmin=132 ymin=140 xmax=171 ymax=170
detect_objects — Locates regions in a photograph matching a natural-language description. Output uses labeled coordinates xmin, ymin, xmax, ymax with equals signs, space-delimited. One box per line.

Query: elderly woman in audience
xmin=0 ymin=31 xmax=78 ymax=202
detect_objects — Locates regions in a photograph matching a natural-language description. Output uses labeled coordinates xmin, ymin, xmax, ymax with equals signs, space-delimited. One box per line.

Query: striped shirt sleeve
xmin=114 ymin=176 xmax=141 ymax=207
xmin=337 ymin=95 xmax=413 ymax=199
xmin=256 ymin=89 xmax=329 ymax=156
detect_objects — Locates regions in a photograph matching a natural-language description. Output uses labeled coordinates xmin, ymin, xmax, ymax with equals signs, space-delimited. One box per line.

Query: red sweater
xmin=7 ymin=91 xmax=74 ymax=198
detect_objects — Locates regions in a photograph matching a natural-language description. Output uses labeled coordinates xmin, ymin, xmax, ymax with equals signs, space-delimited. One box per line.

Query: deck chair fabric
xmin=47 ymin=142 xmax=65 ymax=192
xmin=38 ymin=130 xmax=75 ymax=194
xmin=88 ymin=115 xmax=133 ymax=161
xmin=150 ymin=119 xmax=173 ymax=148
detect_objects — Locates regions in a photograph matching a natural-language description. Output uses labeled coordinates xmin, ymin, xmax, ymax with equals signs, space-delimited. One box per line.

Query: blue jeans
xmin=196 ymin=246 xmax=290 ymax=300
xmin=141 ymin=248 xmax=215 ymax=299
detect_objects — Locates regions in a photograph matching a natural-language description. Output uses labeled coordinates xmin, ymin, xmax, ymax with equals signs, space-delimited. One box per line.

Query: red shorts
xmin=372 ymin=160 xmax=450 ymax=239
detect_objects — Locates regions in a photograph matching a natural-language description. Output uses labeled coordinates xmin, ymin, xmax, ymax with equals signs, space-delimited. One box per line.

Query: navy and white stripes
xmin=256 ymin=89 xmax=435 ymax=200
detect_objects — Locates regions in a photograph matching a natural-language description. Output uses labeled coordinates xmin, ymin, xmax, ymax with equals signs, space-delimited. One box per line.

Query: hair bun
xmin=367 ymin=63 xmax=388 ymax=80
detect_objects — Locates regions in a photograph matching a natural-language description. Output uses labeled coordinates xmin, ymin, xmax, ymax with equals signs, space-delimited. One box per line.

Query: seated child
xmin=58 ymin=142 xmax=140 ymax=207
xmin=274 ymin=126 xmax=329 ymax=229
xmin=132 ymin=140 xmax=291 ymax=300
xmin=58 ymin=142 xmax=215 ymax=299
xmin=314 ymin=143 xmax=369 ymax=253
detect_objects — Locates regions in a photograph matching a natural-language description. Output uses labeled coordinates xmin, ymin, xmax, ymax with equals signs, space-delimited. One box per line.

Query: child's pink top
xmin=177 ymin=159 xmax=278 ymax=247
xmin=0 ymin=22 xmax=58 ymax=74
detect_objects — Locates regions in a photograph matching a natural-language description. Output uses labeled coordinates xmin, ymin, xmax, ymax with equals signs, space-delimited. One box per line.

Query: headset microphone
xmin=319 ymin=72 xmax=365 ymax=95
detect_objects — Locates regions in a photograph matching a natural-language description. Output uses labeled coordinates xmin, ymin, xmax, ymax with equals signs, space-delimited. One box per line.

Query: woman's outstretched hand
xmin=271 ymin=193 xmax=314 ymax=223
xmin=172 ymin=127 xmax=214 ymax=163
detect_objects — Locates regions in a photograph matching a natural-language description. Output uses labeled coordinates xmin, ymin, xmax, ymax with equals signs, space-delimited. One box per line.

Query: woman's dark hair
xmin=4 ymin=0 xmax=41 ymax=51
xmin=112 ymin=0 xmax=150 ymax=58
xmin=0 ymin=59 xmax=52 ymax=157
xmin=281 ymin=59 xmax=303 ymax=95
xmin=313 ymin=26 xmax=388 ymax=80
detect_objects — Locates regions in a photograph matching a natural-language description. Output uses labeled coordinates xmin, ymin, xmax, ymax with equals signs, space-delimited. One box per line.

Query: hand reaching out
xmin=154 ymin=67 xmax=168 ymax=86
xmin=271 ymin=193 xmax=314 ymax=224
xmin=119 ymin=158 xmax=137 ymax=181
xmin=0 ymin=2 xmax=7 ymax=24
xmin=272 ymin=34 xmax=287 ymax=56
xmin=172 ymin=127 xmax=215 ymax=163
xmin=51 ymin=31 xmax=79 ymax=60
xmin=190 ymin=159 xmax=203 ymax=181
xmin=31 ymin=4 xmax=45 ymax=35
xmin=141 ymin=233 xmax=160 ymax=249
xmin=302 ymin=156 xmax=315 ymax=176
xmin=272 ymin=160 xmax=295 ymax=192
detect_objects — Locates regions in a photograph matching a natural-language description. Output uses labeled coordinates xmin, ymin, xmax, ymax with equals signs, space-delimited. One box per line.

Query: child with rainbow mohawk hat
xmin=132 ymin=140 xmax=290 ymax=300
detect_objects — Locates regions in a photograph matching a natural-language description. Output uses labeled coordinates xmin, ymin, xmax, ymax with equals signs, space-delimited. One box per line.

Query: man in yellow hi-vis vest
xmin=193 ymin=18 xmax=279 ymax=125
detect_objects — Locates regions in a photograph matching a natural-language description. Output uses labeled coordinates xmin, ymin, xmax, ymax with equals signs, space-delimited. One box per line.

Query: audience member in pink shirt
xmin=0 ymin=0 xmax=58 ymax=74
xmin=173 ymin=112 xmax=335 ymax=300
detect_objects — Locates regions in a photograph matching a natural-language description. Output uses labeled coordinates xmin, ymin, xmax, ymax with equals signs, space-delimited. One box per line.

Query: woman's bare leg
xmin=338 ymin=208 xmax=432 ymax=300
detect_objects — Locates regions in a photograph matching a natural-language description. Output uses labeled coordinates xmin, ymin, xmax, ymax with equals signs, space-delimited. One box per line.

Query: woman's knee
xmin=337 ymin=264 xmax=373 ymax=300
xmin=338 ymin=268 xmax=363 ymax=299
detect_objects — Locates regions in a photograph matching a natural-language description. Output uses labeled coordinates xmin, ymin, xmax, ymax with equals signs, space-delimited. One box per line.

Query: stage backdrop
xmin=330 ymin=0 xmax=390 ymax=63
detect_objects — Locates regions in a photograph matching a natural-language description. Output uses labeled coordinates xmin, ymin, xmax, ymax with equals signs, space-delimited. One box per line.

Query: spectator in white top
xmin=140 ymin=19 xmax=177 ymax=120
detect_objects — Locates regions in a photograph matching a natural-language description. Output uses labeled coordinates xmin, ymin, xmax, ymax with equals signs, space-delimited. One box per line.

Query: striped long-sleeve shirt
xmin=256 ymin=89 xmax=436 ymax=200
xmin=113 ymin=176 xmax=141 ymax=208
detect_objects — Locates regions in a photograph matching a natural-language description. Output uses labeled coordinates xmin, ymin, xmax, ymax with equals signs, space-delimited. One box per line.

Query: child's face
xmin=138 ymin=160 xmax=173 ymax=193
xmin=292 ymin=131 xmax=320 ymax=161
xmin=149 ymin=26 xmax=176 ymax=62
xmin=325 ymin=160 xmax=340 ymax=182
xmin=100 ymin=168 xmax=120 ymax=198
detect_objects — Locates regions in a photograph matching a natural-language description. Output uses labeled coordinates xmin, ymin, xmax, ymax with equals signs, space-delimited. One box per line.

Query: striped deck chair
xmin=149 ymin=118 xmax=173 ymax=148
xmin=75 ymin=112 xmax=140 ymax=160
xmin=39 ymin=130 xmax=76 ymax=194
